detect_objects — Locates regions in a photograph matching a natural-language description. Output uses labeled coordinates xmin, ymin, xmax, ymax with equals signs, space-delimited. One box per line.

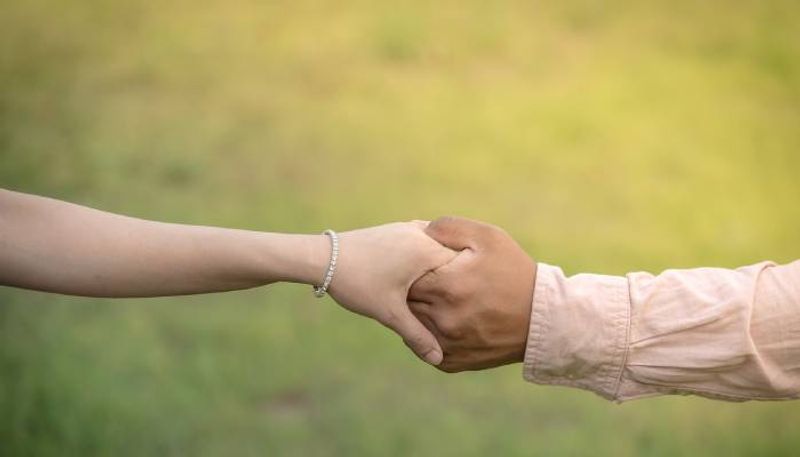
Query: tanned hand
xmin=408 ymin=217 xmax=537 ymax=373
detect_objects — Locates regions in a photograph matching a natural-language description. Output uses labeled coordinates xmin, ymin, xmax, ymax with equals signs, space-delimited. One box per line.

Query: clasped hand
xmin=328 ymin=217 xmax=537 ymax=372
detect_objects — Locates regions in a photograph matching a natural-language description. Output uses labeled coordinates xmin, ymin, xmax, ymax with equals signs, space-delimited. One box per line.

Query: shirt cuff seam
xmin=522 ymin=263 xmax=550 ymax=387
xmin=522 ymin=264 xmax=631 ymax=402
xmin=610 ymin=275 xmax=633 ymax=399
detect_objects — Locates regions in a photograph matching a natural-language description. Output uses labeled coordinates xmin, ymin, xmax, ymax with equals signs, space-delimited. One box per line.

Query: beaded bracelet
xmin=313 ymin=229 xmax=339 ymax=298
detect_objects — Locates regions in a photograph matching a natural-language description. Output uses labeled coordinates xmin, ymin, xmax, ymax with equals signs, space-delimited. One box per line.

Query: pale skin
xmin=0 ymin=189 xmax=456 ymax=365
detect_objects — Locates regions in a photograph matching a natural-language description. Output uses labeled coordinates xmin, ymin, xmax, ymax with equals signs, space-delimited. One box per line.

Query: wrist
xmin=297 ymin=234 xmax=331 ymax=286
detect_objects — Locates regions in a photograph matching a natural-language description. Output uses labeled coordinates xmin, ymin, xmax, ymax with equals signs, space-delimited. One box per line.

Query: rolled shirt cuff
xmin=523 ymin=263 xmax=631 ymax=401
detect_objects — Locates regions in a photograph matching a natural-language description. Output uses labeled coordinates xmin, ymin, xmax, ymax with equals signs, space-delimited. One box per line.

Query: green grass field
xmin=2 ymin=0 xmax=800 ymax=455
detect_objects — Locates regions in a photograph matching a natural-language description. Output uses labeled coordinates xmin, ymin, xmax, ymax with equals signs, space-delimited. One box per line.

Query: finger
xmin=408 ymin=300 xmax=444 ymax=337
xmin=427 ymin=242 xmax=459 ymax=268
xmin=407 ymin=300 xmax=431 ymax=317
xmin=425 ymin=216 xmax=489 ymax=251
xmin=409 ymin=246 xmax=473 ymax=301
xmin=409 ymin=220 xmax=457 ymax=267
xmin=408 ymin=270 xmax=440 ymax=302
xmin=383 ymin=305 xmax=444 ymax=366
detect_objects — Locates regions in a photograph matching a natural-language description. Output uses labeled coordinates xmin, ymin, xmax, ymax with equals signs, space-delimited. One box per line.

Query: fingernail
xmin=424 ymin=349 xmax=443 ymax=366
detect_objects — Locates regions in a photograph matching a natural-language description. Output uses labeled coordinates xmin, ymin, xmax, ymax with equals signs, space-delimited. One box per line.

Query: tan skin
xmin=408 ymin=216 xmax=538 ymax=373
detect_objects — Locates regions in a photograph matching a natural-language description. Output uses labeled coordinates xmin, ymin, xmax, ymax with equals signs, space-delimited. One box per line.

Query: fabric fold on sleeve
xmin=523 ymin=260 xmax=800 ymax=402
xmin=523 ymin=263 xmax=631 ymax=401
xmin=617 ymin=261 xmax=800 ymax=401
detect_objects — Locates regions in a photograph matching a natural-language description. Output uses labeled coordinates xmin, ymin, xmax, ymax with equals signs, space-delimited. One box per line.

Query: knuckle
xmin=478 ymin=223 xmax=506 ymax=243
xmin=414 ymin=271 xmax=446 ymax=297
xmin=442 ymin=280 xmax=471 ymax=303
xmin=433 ymin=215 xmax=459 ymax=227
xmin=408 ymin=275 xmax=434 ymax=298
xmin=440 ymin=286 xmax=458 ymax=303
xmin=428 ymin=215 xmax=460 ymax=236
xmin=436 ymin=317 xmax=463 ymax=339
xmin=407 ymin=301 xmax=428 ymax=317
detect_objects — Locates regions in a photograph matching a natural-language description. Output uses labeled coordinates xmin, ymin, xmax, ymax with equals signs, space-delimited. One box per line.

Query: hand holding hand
xmin=324 ymin=222 xmax=456 ymax=365
xmin=408 ymin=217 xmax=537 ymax=372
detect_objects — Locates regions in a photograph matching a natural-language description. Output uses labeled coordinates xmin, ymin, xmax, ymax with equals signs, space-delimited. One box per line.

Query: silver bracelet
xmin=313 ymin=229 xmax=339 ymax=298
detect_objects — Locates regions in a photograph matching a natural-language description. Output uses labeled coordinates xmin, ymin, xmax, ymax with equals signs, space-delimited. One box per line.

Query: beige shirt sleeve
xmin=523 ymin=260 xmax=800 ymax=402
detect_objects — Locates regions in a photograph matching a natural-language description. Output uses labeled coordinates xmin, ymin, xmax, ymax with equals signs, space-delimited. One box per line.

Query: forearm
xmin=524 ymin=260 xmax=800 ymax=402
xmin=0 ymin=189 xmax=329 ymax=297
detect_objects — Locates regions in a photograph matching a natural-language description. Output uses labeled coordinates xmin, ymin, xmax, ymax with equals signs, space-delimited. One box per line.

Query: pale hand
xmin=322 ymin=222 xmax=457 ymax=366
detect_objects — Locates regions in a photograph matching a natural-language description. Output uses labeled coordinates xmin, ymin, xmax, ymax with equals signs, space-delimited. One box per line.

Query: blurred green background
xmin=2 ymin=0 xmax=800 ymax=455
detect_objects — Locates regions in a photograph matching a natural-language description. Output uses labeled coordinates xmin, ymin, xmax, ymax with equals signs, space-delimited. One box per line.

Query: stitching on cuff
xmin=523 ymin=263 xmax=551 ymax=382
xmin=593 ymin=280 xmax=628 ymax=397
xmin=611 ymin=275 xmax=633 ymax=400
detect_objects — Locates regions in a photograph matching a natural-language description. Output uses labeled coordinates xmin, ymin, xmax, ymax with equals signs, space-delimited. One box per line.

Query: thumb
xmin=425 ymin=216 xmax=487 ymax=251
xmin=382 ymin=305 xmax=444 ymax=366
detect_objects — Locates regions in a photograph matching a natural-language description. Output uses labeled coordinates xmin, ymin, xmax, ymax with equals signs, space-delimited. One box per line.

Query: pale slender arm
xmin=0 ymin=188 xmax=328 ymax=297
